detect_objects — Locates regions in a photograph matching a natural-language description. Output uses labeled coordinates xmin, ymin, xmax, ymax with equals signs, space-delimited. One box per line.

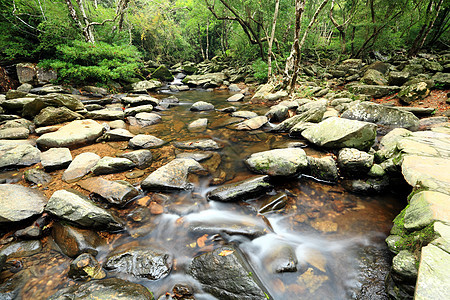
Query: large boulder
xmin=188 ymin=246 xmax=271 ymax=300
xmin=349 ymin=85 xmax=401 ymax=98
xmin=432 ymin=72 xmax=450 ymax=88
xmin=34 ymin=106 xmax=83 ymax=126
xmin=141 ymin=158 xmax=204 ymax=191
xmin=361 ymin=69 xmax=388 ymax=85
xmin=251 ymin=83 xmax=275 ymax=100
xmin=48 ymin=278 xmax=154 ymax=300
xmin=151 ymin=65 xmax=174 ymax=81
xmin=23 ymin=93 xmax=84 ymax=117
xmin=337 ymin=148 xmax=374 ymax=177
xmin=45 ymin=189 xmax=123 ymax=231
xmin=182 ymin=72 xmax=226 ymax=87
xmin=36 ymin=119 xmax=104 ymax=148
xmin=52 ymin=222 xmax=103 ymax=258
xmin=301 ymin=117 xmax=377 ymax=151
xmin=207 ymin=175 xmax=272 ymax=202
xmin=397 ymin=82 xmax=430 ymax=104
xmin=245 ymin=148 xmax=308 ymax=176
xmin=130 ymin=80 xmax=162 ymax=93
xmin=341 ymin=101 xmax=419 ymax=130
xmin=0 ymin=184 xmax=47 ymax=223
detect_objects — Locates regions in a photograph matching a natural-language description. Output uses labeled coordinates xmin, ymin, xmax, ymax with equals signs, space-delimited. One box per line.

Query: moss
xmin=391 ymin=205 xmax=408 ymax=236
xmin=394 ymin=223 xmax=436 ymax=258
xmin=406 ymin=185 xmax=427 ymax=202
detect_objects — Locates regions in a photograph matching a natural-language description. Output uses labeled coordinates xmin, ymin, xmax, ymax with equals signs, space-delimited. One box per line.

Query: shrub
xmin=252 ymin=58 xmax=268 ymax=83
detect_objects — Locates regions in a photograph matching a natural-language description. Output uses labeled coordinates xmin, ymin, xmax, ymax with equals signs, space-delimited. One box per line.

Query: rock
xmin=22 ymin=93 xmax=84 ymax=117
xmin=361 ymin=69 xmax=387 ymax=85
xmin=48 ymin=278 xmax=154 ymax=300
xmin=423 ymin=60 xmax=444 ymax=72
xmin=45 ymin=189 xmax=123 ymax=231
xmin=52 ymin=222 xmax=103 ymax=258
xmin=99 ymin=128 xmax=134 ymax=141
xmin=34 ymin=106 xmax=83 ymax=126
xmin=37 ymin=119 xmax=104 ymax=148
xmin=122 ymin=95 xmax=159 ymax=107
xmin=105 ymin=247 xmax=172 ymax=280
xmin=263 ymin=243 xmax=298 ymax=273
xmin=338 ymin=148 xmax=374 ymax=177
xmin=69 ymin=253 xmax=106 ymax=281
xmin=432 ymin=72 xmax=450 ymax=88
xmin=265 ymin=90 xmax=288 ymax=101
xmin=228 ymin=84 xmax=241 ymax=92
xmin=129 ymin=134 xmax=166 ymax=149
xmin=302 ymin=117 xmax=377 ymax=151
xmin=190 ymin=101 xmax=214 ymax=111
xmin=5 ymin=90 xmax=30 ymax=100
xmin=307 ymin=156 xmax=339 ymax=182
xmin=30 ymin=84 xmax=66 ymax=94
xmin=388 ymin=71 xmax=410 ymax=86
xmin=151 ymin=65 xmax=174 ymax=81
xmin=35 ymin=125 xmax=61 ymax=135
xmin=377 ymin=128 xmax=412 ymax=160
xmin=0 ymin=97 xmax=35 ymax=112
xmin=401 ymin=155 xmax=450 ymax=195
xmin=392 ymin=250 xmax=418 ymax=279
xmin=231 ymin=111 xmax=258 ymax=119
xmin=160 ymin=96 xmax=180 ymax=106
xmin=227 ymin=93 xmax=244 ymax=102
xmin=234 ymin=116 xmax=268 ymax=130
xmin=273 ymin=106 xmax=326 ymax=133
xmin=40 ymin=147 xmax=72 ymax=171
xmin=0 ymin=240 xmax=42 ymax=258
xmin=349 ymin=85 xmax=401 ymax=98
xmin=120 ymin=149 xmax=153 ymax=169
xmin=398 ymin=107 xmax=436 ymax=116
xmin=0 ymin=184 xmax=47 ymax=223
xmin=397 ymin=131 xmax=450 ymax=158
xmin=16 ymin=63 xmax=37 ymax=84
xmin=251 ymin=83 xmax=275 ymax=100
xmin=368 ymin=164 xmax=385 ymax=177
xmin=188 ymin=246 xmax=271 ymax=300
xmin=176 ymin=152 xmax=213 ymax=162
xmin=78 ymin=177 xmax=139 ymax=206
xmin=207 ymin=175 xmax=272 ymax=202
xmin=188 ymin=118 xmax=208 ymax=132
xmin=342 ymin=177 xmax=389 ymax=194
xmin=141 ymin=158 xmax=204 ymax=191
xmin=174 ymin=139 xmax=222 ymax=151
xmin=0 ymin=119 xmax=34 ymax=133
xmin=258 ymin=192 xmax=288 ymax=214
xmin=403 ymin=191 xmax=450 ymax=231
xmin=81 ymin=86 xmax=108 ymax=96
xmin=130 ymin=80 xmax=163 ymax=93
xmin=415 ymin=243 xmax=450 ymax=300
xmin=124 ymin=105 xmax=153 ymax=117
xmin=130 ymin=112 xmax=161 ymax=127
xmin=91 ymin=156 xmax=136 ymax=175
xmin=182 ymin=72 xmax=226 ymax=87
xmin=109 ymin=120 xmax=127 ymax=129
xmin=0 ymin=127 xmax=29 ymax=139
xmin=341 ymin=101 xmax=419 ymax=131
xmin=0 ymin=144 xmax=41 ymax=169
xmin=403 ymin=63 xmax=424 ymax=76
xmin=24 ymin=169 xmax=52 ymax=185
xmin=63 ymin=152 xmax=100 ymax=183
xmin=398 ymin=82 xmax=430 ymax=104
xmin=85 ymin=108 xmax=124 ymax=120
xmin=245 ymin=148 xmax=308 ymax=176
xmin=265 ymin=104 xmax=288 ymax=122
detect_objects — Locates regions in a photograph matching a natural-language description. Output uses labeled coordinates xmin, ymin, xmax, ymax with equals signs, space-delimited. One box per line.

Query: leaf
xmin=197 ymin=234 xmax=208 ymax=248
xmin=188 ymin=242 xmax=196 ymax=248
xmin=218 ymin=249 xmax=234 ymax=256
xmin=149 ymin=202 xmax=163 ymax=215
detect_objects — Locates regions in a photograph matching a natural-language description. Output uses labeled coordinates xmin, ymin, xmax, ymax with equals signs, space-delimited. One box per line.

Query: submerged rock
xmin=0 ymin=184 xmax=47 ymax=223
xmin=174 ymin=139 xmax=222 ymax=151
xmin=188 ymin=246 xmax=271 ymax=300
xmin=208 ymin=175 xmax=272 ymax=202
xmin=259 ymin=192 xmax=288 ymax=214
xmin=129 ymin=134 xmax=166 ymax=149
xmin=234 ymin=116 xmax=268 ymax=130
xmin=78 ymin=177 xmax=139 ymax=206
xmin=245 ymin=148 xmax=308 ymax=176
xmin=68 ymin=253 xmax=106 ymax=281
xmin=263 ymin=243 xmax=298 ymax=273
xmin=120 ymin=149 xmax=153 ymax=169
xmin=52 ymin=222 xmax=103 ymax=258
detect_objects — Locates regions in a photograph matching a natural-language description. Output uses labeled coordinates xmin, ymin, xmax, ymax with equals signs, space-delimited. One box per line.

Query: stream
xmin=0 ymin=88 xmax=405 ymax=299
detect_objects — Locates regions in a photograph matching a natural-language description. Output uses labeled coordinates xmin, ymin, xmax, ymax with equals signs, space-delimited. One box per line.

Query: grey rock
xmin=109 ymin=120 xmax=127 ymax=129
xmin=37 ymin=119 xmax=103 ymax=148
xmin=273 ymin=106 xmax=326 ymax=133
xmin=45 ymin=189 xmax=123 ymax=231
xmin=131 ymin=112 xmax=162 ymax=127
xmin=307 ymin=156 xmax=339 ymax=182
xmin=34 ymin=106 xmax=83 ymax=126
xmin=174 ymin=139 xmax=222 ymax=151
xmin=22 ymin=93 xmax=84 ymax=117
xmin=231 ymin=111 xmax=258 ymax=119
xmin=63 ymin=152 xmax=100 ymax=183
xmin=302 ymin=117 xmax=377 ymax=151
xmin=124 ymin=105 xmax=153 ymax=117
xmin=6 ymin=90 xmax=29 ymax=99
xmin=227 ymin=93 xmax=245 ymax=102
xmin=40 ymin=147 xmax=72 ymax=171
xmin=129 ymin=134 xmax=166 ymax=149
xmin=85 ymin=108 xmax=124 ymax=120
xmin=35 ymin=125 xmax=60 ymax=135
xmin=190 ymin=101 xmax=214 ymax=111
xmin=265 ymin=104 xmax=289 ymax=122
xmin=122 ymin=95 xmax=159 ymax=107
xmin=188 ymin=118 xmax=208 ymax=132
xmin=130 ymin=80 xmax=163 ymax=93
xmin=349 ymin=85 xmax=401 ymax=98
xmin=183 ymin=72 xmax=226 ymax=87
xmin=388 ymin=71 xmax=410 ymax=86
xmin=208 ymin=175 xmax=272 ymax=202
xmin=105 ymin=247 xmax=172 ymax=280
xmin=342 ymin=177 xmax=389 ymax=194
xmin=141 ymin=158 xmax=204 ymax=191
xmin=338 ymin=148 xmax=374 ymax=176
xmin=263 ymin=243 xmax=298 ymax=273
xmin=91 ymin=156 xmax=136 ymax=175
xmin=245 ymin=148 xmax=308 ymax=176
xmin=30 ymin=84 xmax=65 ymax=94
xmin=259 ymin=192 xmax=288 ymax=214
xmin=24 ymin=169 xmax=52 ymax=185
xmin=361 ymin=69 xmax=387 ymax=85
xmin=0 ymin=127 xmax=29 ymax=139
xmin=120 ymin=149 xmax=153 ymax=169
xmin=341 ymin=101 xmax=419 ymax=130
xmin=392 ymin=250 xmax=418 ymax=279
xmin=16 ymin=63 xmax=37 ymax=84
xmin=0 ymin=97 xmax=35 ymax=111
xmin=78 ymin=177 xmax=139 ymax=206
xmin=0 ymin=184 xmax=47 ymax=223
xmin=432 ymin=72 xmax=450 ymax=88
xmin=398 ymin=82 xmax=430 ymax=104
xmin=0 ymin=240 xmax=42 ymax=258
xmin=0 ymin=144 xmax=41 ymax=169
xmin=234 ymin=116 xmax=268 ymax=130
xmin=176 ymin=152 xmax=213 ymax=162
xmin=99 ymin=128 xmax=134 ymax=141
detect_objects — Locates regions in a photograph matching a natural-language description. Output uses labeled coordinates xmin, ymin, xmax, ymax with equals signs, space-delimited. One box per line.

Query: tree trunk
xmin=206 ymin=19 xmax=209 ymax=60
xmin=267 ymin=0 xmax=280 ymax=79
xmin=75 ymin=0 xmax=95 ymax=43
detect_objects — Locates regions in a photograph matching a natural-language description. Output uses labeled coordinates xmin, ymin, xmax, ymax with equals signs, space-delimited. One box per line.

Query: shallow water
xmin=0 ymin=89 xmax=405 ymax=299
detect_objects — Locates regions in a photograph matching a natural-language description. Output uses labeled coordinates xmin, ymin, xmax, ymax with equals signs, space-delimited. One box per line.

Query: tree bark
xmin=267 ymin=0 xmax=280 ymax=79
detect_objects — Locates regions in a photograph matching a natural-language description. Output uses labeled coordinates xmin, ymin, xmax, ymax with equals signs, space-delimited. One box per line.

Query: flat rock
xmin=0 ymin=97 xmax=35 ymax=111
xmin=208 ymin=175 xmax=272 ymax=202
xmin=188 ymin=118 xmax=208 ymax=132
xmin=22 ymin=93 xmax=84 ymax=117
xmin=190 ymin=101 xmax=214 ymax=111
xmin=397 ymin=131 xmax=450 ymax=158
xmin=227 ymin=93 xmax=245 ymax=102
xmin=52 ymin=222 xmax=103 ymax=258
xmin=0 ymin=144 xmax=41 ymax=169
xmin=120 ymin=149 xmax=153 ymax=169
xmin=0 ymin=240 xmax=42 ymax=258
xmin=341 ymin=101 xmax=419 ymax=130
xmin=245 ymin=148 xmax=308 ymax=176
xmin=129 ymin=134 xmax=166 ymax=148
xmin=404 ymin=191 xmax=450 ymax=231
xmin=79 ymin=177 xmax=139 ymax=206
xmin=34 ymin=106 xmax=83 ymax=126
xmin=0 ymin=184 xmax=47 ymax=223
xmin=141 ymin=158 xmax=204 ymax=191
xmin=36 ymin=119 xmax=104 ymax=148
xmin=104 ymin=247 xmax=172 ymax=280
xmin=176 ymin=152 xmax=213 ymax=162
xmin=63 ymin=152 xmax=100 ymax=183
xmin=130 ymin=80 xmax=162 ymax=93
xmin=234 ymin=116 xmax=268 ymax=130
xmin=121 ymin=95 xmax=159 ymax=107
xmin=131 ymin=112 xmax=162 ymax=127
xmin=301 ymin=117 xmax=377 ymax=151
xmin=48 ymin=278 xmax=154 ymax=300
xmin=85 ymin=108 xmax=124 ymax=120
xmin=350 ymin=84 xmax=401 ymax=98
xmin=124 ymin=104 xmax=154 ymax=117
xmin=91 ymin=156 xmax=136 ymax=175
xmin=99 ymin=128 xmax=134 ymax=141
xmin=337 ymin=148 xmax=374 ymax=176
xmin=231 ymin=111 xmax=258 ymax=119
xmin=24 ymin=169 xmax=52 ymax=185
xmin=174 ymin=139 xmax=222 ymax=151
xmin=40 ymin=147 xmax=72 ymax=171
xmin=0 ymin=127 xmax=29 ymax=140
xmin=45 ymin=189 xmax=123 ymax=231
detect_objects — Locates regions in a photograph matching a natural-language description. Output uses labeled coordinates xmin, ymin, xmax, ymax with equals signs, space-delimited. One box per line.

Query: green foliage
xmin=39 ymin=41 xmax=143 ymax=84
xmin=251 ymin=58 xmax=268 ymax=83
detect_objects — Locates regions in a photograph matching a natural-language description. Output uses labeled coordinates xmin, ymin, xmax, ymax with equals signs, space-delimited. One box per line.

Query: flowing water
xmin=0 ymin=89 xmax=406 ymax=299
